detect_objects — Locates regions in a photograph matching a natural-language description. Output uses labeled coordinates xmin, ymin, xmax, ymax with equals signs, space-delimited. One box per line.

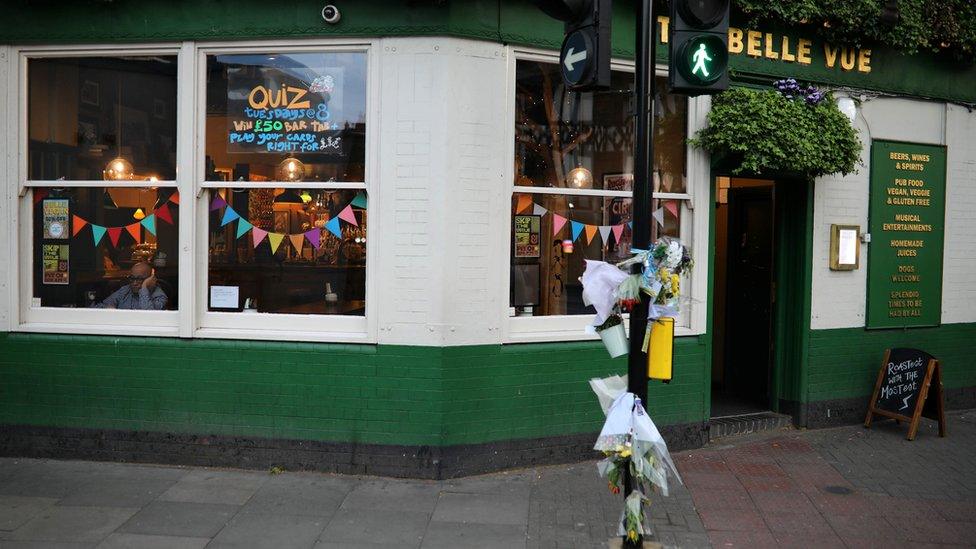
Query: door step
xmin=708 ymin=411 xmax=793 ymax=441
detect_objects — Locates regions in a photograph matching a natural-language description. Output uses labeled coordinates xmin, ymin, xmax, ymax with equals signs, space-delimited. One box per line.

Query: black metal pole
xmin=623 ymin=0 xmax=655 ymax=546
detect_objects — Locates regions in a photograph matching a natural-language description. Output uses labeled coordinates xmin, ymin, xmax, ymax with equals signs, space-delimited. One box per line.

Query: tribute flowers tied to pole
xmin=582 ymin=236 xmax=693 ymax=357
xmin=590 ymin=376 xmax=683 ymax=542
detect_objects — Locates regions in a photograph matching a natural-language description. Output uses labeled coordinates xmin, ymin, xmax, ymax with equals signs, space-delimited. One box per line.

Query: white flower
xmin=665 ymin=241 xmax=683 ymax=270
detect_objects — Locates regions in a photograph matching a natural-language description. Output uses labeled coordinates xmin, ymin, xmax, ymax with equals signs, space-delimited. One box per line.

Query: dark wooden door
xmin=725 ymin=186 xmax=775 ymax=406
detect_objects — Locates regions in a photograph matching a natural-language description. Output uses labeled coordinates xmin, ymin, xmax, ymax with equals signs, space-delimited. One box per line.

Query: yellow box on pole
xmin=647 ymin=317 xmax=674 ymax=382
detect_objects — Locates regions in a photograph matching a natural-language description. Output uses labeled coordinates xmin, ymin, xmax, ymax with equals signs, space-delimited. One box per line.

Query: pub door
xmin=711 ymin=178 xmax=776 ymax=416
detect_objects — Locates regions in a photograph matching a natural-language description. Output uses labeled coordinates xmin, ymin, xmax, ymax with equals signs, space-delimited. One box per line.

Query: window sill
xmin=505 ymin=315 xmax=699 ymax=344
xmin=194 ymin=326 xmax=372 ymax=344
xmin=15 ymin=321 xmax=179 ymax=338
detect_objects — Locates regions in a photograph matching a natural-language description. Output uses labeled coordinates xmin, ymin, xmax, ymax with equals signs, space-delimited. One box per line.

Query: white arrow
xmin=900 ymin=395 xmax=911 ymax=410
xmin=563 ymin=47 xmax=587 ymax=71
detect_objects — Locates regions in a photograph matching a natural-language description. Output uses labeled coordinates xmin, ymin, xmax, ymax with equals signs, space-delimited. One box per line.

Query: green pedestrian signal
xmin=668 ymin=0 xmax=730 ymax=96
xmin=677 ymin=35 xmax=728 ymax=86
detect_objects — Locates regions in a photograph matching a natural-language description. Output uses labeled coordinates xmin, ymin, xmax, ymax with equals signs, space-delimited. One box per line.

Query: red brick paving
xmin=674 ymin=433 xmax=976 ymax=548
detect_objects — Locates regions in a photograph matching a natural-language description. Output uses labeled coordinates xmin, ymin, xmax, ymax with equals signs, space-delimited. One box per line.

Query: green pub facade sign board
xmin=866 ymin=140 xmax=947 ymax=329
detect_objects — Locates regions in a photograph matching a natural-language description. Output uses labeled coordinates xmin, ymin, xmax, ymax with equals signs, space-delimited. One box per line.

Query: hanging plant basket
xmin=596 ymin=314 xmax=628 ymax=358
xmin=689 ymin=82 xmax=861 ymax=180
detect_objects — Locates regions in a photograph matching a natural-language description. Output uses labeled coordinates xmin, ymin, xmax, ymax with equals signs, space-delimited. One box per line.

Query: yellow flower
xmin=658 ymin=268 xmax=670 ymax=282
xmin=671 ymin=274 xmax=680 ymax=294
xmin=620 ymin=448 xmax=632 ymax=458
xmin=627 ymin=529 xmax=638 ymax=542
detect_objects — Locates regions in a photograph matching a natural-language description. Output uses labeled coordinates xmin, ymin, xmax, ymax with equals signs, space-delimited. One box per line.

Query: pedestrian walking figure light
xmin=668 ymin=0 xmax=730 ymax=95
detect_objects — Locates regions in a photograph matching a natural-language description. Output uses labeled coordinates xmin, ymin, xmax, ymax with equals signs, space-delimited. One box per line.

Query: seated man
xmin=98 ymin=262 xmax=167 ymax=310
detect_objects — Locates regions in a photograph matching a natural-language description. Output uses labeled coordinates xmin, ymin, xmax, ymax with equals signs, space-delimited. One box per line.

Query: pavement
xmin=0 ymin=410 xmax=973 ymax=548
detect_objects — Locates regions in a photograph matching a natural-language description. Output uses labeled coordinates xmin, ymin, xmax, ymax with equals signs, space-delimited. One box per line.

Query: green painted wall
xmin=2 ymin=0 xmax=975 ymax=103
xmin=807 ymin=323 xmax=976 ymax=404
xmin=0 ymin=333 xmax=709 ymax=447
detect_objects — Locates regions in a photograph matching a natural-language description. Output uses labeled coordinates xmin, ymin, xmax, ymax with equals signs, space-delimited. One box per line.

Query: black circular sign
xmin=676 ymin=34 xmax=728 ymax=85
xmin=677 ymin=0 xmax=729 ymax=28
xmin=560 ymin=30 xmax=593 ymax=87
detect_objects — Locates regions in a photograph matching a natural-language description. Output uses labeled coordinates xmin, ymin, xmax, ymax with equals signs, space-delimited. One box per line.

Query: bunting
xmin=91 ymin=225 xmax=107 ymax=246
xmin=72 ymin=215 xmax=88 ymax=237
xmin=107 ymin=227 xmax=123 ymax=247
xmin=268 ymin=233 xmax=285 ymax=254
xmin=289 ymin=234 xmax=305 ymax=253
xmin=552 ymin=214 xmax=568 ymax=236
xmin=571 ymin=221 xmax=585 ymax=242
xmin=252 ymin=227 xmax=268 ymax=247
xmin=141 ymin=215 xmax=157 ymax=236
xmin=124 ymin=223 xmax=141 ymax=243
xmin=235 ymin=218 xmax=252 ymax=239
xmin=584 ymin=224 xmax=598 ymax=245
xmin=67 ymin=198 xmax=177 ymax=248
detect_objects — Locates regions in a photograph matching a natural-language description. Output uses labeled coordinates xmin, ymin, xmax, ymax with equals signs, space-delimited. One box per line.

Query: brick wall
xmin=0 ymin=333 xmax=709 ymax=450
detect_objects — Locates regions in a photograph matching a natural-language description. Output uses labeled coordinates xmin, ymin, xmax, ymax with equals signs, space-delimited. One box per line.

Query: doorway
xmin=712 ymin=177 xmax=777 ymax=417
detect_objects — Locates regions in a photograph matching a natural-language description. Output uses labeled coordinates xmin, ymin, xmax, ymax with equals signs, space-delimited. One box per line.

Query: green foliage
xmin=690 ymin=88 xmax=861 ymax=179
xmin=734 ymin=0 xmax=976 ymax=58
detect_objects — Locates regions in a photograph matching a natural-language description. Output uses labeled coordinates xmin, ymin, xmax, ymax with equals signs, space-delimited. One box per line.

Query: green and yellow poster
xmin=866 ymin=140 xmax=946 ymax=329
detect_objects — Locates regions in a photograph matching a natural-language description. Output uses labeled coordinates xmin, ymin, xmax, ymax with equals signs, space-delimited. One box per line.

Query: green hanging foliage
xmin=734 ymin=0 xmax=976 ymax=58
xmin=689 ymin=86 xmax=862 ymax=180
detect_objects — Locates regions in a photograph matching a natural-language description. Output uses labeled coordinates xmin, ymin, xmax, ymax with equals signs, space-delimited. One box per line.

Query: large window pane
xmin=32 ymin=187 xmax=180 ymax=309
xmin=28 ymin=57 xmax=178 ymax=181
xmin=205 ymin=52 xmax=367 ymax=182
xmin=207 ymin=188 xmax=366 ymax=315
xmin=514 ymin=62 xmax=685 ymax=192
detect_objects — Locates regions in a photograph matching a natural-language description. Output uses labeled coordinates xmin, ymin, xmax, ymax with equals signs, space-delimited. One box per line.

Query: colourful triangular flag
xmin=236 ymin=218 xmax=252 ymax=239
xmin=305 ymin=229 xmax=321 ymax=249
xmin=289 ymin=234 xmax=305 ymax=253
xmin=612 ymin=224 xmax=624 ymax=243
xmin=515 ymin=194 xmax=533 ymax=214
xmin=220 ymin=207 xmax=240 ymax=227
xmin=268 ymin=233 xmax=285 ymax=254
xmin=140 ymin=214 xmax=156 ymax=236
xmin=169 ymin=192 xmax=180 ymax=205
xmin=209 ymin=194 xmax=227 ymax=211
xmin=337 ymin=205 xmax=358 ymax=226
xmin=664 ymin=199 xmax=679 ymax=218
xmin=72 ymin=215 xmax=88 ymax=237
xmin=652 ymin=207 xmax=665 ymax=227
xmin=125 ymin=223 xmax=141 ymax=243
xmin=325 ymin=216 xmax=342 ymax=238
xmin=599 ymin=225 xmax=612 ymax=245
xmin=351 ymin=192 xmax=368 ymax=209
xmin=552 ymin=214 xmax=568 ymax=236
xmin=571 ymin=221 xmax=584 ymax=242
xmin=533 ymin=203 xmax=548 ymax=216
xmin=91 ymin=225 xmax=106 ymax=246
xmin=156 ymin=203 xmax=173 ymax=225
xmin=33 ymin=188 xmax=49 ymax=204
xmin=252 ymin=227 xmax=268 ymax=248
xmin=107 ymin=227 xmax=123 ymax=247
xmin=628 ymin=221 xmax=633 ymax=229
xmin=584 ymin=225 xmax=598 ymax=245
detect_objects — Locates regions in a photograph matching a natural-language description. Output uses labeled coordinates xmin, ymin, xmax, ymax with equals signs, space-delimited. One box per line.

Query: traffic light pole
xmin=624 ymin=0 xmax=655 ymax=546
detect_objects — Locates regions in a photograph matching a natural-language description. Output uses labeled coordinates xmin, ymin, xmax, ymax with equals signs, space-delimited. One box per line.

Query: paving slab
xmin=431 ymin=492 xmax=529 ymax=526
xmin=94 ymin=532 xmax=210 ymax=549
xmin=421 ymin=520 xmax=527 ymax=548
xmin=319 ymin=508 xmax=429 ymax=547
xmin=241 ymin=473 xmax=355 ymax=517
xmin=156 ymin=469 xmax=267 ymax=506
xmin=208 ymin=511 xmax=328 ymax=548
xmin=6 ymin=505 xmax=138 ymax=543
xmin=116 ymin=501 xmax=239 ymax=538
xmin=0 ymin=495 xmax=59 ymax=531
xmin=58 ymin=476 xmax=178 ymax=508
xmin=338 ymin=479 xmax=441 ymax=513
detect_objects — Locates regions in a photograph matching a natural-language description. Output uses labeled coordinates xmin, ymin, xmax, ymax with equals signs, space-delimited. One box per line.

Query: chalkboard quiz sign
xmin=227 ymin=61 xmax=346 ymax=156
xmin=866 ymin=140 xmax=947 ymax=329
xmin=865 ymin=348 xmax=946 ymax=440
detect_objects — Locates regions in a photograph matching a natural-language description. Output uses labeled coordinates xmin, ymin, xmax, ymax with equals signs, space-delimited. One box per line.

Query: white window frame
xmin=192 ymin=39 xmax=378 ymax=343
xmin=12 ymin=43 xmax=182 ymax=337
xmin=7 ymin=39 xmax=379 ymax=343
xmin=502 ymin=47 xmax=710 ymax=343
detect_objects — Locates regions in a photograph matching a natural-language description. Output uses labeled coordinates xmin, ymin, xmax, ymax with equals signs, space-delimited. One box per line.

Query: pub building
xmin=0 ymin=2 xmax=973 ymax=478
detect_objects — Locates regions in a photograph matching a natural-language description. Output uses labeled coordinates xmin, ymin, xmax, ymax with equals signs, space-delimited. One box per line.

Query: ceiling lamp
xmin=103 ymin=157 xmax=134 ymax=181
xmin=133 ymin=208 xmax=146 ymax=220
xmin=567 ymin=165 xmax=593 ymax=189
xmin=276 ymin=158 xmax=305 ymax=182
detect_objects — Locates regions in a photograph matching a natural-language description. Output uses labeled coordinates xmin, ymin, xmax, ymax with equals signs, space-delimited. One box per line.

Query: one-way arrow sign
xmin=563 ymin=47 xmax=587 ymax=71
xmin=560 ymin=29 xmax=594 ymax=88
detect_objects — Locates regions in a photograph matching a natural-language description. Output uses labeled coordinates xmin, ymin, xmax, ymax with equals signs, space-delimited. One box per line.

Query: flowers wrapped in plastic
xmin=593 ymin=389 xmax=682 ymax=541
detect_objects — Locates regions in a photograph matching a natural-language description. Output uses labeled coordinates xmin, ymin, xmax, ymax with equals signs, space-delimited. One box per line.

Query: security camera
xmin=321 ymin=5 xmax=341 ymax=24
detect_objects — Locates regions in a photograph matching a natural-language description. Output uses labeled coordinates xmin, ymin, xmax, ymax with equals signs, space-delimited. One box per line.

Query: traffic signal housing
xmin=532 ymin=0 xmax=612 ymax=91
xmin=668 ymin=0 xmax=730 ymax=96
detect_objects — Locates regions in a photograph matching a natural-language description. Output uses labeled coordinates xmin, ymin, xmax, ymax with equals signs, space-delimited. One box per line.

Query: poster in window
xmin=603 ymin=174 xmax=633 ymax=263
xmin=42 ymin=199 xmax=69 ymax=240
xmin=226 ymin=60 xmax=347 ymax=156
xmin=42 ymin=244 xmax=69 ymax=285
xmin=514 ymin=215 xmax=541 ymax=258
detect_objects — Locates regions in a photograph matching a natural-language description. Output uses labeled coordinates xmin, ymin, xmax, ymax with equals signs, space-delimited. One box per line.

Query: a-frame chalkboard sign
xmin=864 ymin=348 xmax=946 ymax=440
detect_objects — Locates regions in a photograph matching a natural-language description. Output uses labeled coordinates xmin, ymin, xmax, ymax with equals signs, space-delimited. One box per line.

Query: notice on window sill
xmin=209 ymin=285 xmax=240 ymax=309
